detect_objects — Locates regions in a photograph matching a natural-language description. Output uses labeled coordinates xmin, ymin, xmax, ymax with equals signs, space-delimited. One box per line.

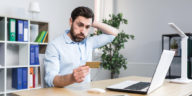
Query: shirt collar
xmin=63 ymin=30 xmax=87 ymax=44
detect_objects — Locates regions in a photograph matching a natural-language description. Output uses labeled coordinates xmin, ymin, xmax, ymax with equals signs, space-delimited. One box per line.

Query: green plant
xmin=91 ymin=13 xmax=134 ymax=79
xmin=171 ymin=39 xmax=178 ymax=49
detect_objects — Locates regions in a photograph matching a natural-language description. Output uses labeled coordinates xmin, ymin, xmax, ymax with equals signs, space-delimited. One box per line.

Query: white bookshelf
xmin=0 ymin=15 xmax=49 ymax=96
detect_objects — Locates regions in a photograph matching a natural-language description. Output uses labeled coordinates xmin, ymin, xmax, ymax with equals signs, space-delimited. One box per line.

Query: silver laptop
xmin=106 ymin=50 xmax=175 ymax=94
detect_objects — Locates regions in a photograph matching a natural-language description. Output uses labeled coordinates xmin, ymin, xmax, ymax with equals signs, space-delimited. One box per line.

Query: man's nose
xmin=81 ymin=27 xmax=86 ymax=34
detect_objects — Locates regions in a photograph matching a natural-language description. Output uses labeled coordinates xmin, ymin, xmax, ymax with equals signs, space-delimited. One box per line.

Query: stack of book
xmin=34 ymin=31 xmax=48 ymax=43
xmin=8 ymin=19 xmax=28 ymax=42
xmin=12 ymin=68 xmax=28 ymax=89
xmin=29 ymin=67 xmax=40 ymax=88
xmin=30 ymin=45 xmax=39 ymax=65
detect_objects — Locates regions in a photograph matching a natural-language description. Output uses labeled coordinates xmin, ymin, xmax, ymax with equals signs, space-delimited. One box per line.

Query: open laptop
xmin=106 ymin=50 xmax=175 ymax=94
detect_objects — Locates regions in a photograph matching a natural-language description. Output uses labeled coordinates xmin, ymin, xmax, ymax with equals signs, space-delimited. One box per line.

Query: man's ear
xmin=69 ymin=18 xmax=72 ymax=26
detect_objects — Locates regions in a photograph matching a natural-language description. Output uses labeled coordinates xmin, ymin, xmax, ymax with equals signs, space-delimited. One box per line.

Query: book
xmin=22 ymin=67 xmax=28 ymax=89
xmin=33 ymin=70 xmax=35 ymax=88
xmin=35 ymin=31 xmax=46 ymax=43
xmin=29 ymin=67 xmax=33 ymax=88
xmin=9 ymin=19 xmax=16 ymax=41
xmin=42 ymin=32 xmax=48 ymax=43
xmin=30 ymin=45 xmax=35 ymax=65
xmin=23 ymin=21 xmax=28 ymax=42
xmin=34 ymin=45 xmax=39 ymax=65
xmin=12 ymin=68 xmax=23 ymax=89
xmin=30 ymin=24 xmax=39 ymax=42
xmin=38 ymin=31 xmax=47 ymax=43
xmin=16 ymin=20 xmax=24 ymax=41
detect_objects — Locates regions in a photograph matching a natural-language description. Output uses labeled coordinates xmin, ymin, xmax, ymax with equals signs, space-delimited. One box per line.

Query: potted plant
xmin=91 ymin=13 xmax=134 ymax=79
xmin=170 ymin=39 xmax=179 ymax=56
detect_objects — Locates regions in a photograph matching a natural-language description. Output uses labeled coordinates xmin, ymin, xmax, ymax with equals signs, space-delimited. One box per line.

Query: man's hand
xmin=72 ymin=65 xmax=90 ymax=83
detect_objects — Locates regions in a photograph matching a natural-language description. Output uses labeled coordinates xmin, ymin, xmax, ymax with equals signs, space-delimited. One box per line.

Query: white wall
xmin=115 ymin=0 xmax=192 ymax=77
xmin=0 ymin=0 xmax=94 ymax=41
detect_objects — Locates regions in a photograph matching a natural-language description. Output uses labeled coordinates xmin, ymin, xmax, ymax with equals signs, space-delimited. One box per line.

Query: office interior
xmin=0 ymin=0 xmax=192 ymax=96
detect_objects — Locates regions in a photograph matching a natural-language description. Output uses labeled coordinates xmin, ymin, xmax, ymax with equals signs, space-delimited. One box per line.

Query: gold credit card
xmin=86 ymin=62 xmax=101 ymax=68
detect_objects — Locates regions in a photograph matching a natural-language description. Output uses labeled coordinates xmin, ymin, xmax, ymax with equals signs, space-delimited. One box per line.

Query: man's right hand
xmin=72 ymin=65 xmax=90 ymax=83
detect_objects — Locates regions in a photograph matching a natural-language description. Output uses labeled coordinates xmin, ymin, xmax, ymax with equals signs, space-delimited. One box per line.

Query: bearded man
xmin=44 ymin=6 xmax=118 ymax=87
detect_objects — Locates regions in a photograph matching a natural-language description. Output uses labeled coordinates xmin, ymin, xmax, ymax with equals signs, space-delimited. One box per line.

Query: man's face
xmin=70 ymin=16 xmax=92 ymax=42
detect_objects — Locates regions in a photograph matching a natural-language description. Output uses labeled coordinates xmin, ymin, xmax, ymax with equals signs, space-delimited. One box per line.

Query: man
xmin=44 ymin=6 xmax=118 ymax=87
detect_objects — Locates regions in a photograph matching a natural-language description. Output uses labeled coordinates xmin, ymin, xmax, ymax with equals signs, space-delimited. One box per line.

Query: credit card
xmin=86 ymin=62 xmax=100 ymax=68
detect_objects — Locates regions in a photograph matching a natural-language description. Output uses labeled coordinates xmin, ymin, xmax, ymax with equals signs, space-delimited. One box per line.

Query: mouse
xmin=87 ymin=88 xmax=106 ymax=94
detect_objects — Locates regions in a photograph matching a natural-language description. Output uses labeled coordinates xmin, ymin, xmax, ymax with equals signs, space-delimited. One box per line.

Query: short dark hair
xmin=71 ymin=6 xmax=94 ymax=23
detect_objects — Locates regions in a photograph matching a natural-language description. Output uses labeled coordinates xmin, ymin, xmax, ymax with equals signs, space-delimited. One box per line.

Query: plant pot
xmin=170 ymin=49 xmax=178 ymax=56
xmin=111 ymin=72 xmax=119 ymax=79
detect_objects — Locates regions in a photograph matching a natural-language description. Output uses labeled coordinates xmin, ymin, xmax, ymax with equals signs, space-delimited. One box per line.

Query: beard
xmin=70 ymin=24 xmax=86 ymax=42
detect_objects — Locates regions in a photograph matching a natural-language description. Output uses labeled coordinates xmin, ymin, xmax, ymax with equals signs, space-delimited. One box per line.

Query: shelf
xmin=6 ymin=69 xmax=28 ymax=93
xmin=0 ymin=15 xmax=49 ymax=95
xmin=30 ymin=65 xmax=40 ymax=67
xmin=6 ymin=18 xmax=29 ymax=42
xmin=30 ymin=42 xmax=48 ymax=45
xmin=6 ymin=41 xmax=29 ymax=45
xmin=6 ymin=44 xmax=28 ymax=66
xmin=6 ymin=88 xmax=28 ymax=94
xmin=0 ymin=66 xmax=4 ymax=69
xmin=162 ymin=33 xmax=192 ymax=37
xmin=0 ymin=92 xmax=4 ymax=96
xmin=166 ymin=75 xmax=181 ymax=79
xmin=6 ymin=65 xmax=28 ymax=68
xmin=30 ymin=86 xmax=41 ymax=90
xmin=30 ymin=21 xmax=49 ymax=43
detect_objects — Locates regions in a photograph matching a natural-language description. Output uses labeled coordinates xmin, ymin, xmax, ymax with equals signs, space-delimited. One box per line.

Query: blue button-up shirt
xmin=44 ymin=30 xmax=115 ymax=87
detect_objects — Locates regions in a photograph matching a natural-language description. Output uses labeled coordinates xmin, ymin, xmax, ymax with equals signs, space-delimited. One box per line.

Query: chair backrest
xmin=39 ymin=54 xmax=47 ymax=88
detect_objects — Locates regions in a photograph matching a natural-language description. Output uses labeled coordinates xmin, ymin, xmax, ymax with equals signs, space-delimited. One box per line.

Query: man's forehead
xmin=75 ymin=16 xmax=92 ymax=25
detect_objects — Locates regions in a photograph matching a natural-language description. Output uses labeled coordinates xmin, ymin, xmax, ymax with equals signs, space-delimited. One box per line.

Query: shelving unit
xmin=162 ymin=33 xmax=192 ymax=79
xmin=0 ymin=16 xmax=49 ymax=96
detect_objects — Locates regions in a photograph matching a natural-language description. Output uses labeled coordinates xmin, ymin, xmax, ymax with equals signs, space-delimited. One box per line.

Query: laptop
xmin=106 ymin=50 xmax=175 ymax=94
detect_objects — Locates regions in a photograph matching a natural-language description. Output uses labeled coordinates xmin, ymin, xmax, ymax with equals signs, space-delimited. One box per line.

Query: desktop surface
xmin=13 ymin=76 xmax=192 ymax=96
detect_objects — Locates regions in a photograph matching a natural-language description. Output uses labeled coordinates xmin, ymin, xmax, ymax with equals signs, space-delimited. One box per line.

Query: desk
xmin=13 ymin=76 xmax=192 ymax=96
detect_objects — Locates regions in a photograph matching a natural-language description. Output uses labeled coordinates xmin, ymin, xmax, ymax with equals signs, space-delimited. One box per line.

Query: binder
xmin=9 ymin=19 xmax=16 ymax=41
xmin=33 ymin=71 xmax=35 ymax=88
xmin=30 ymin=24 xmax=39 ymax=42
xmin=22 ymin=68 xmax=28 ymax=89
xmin=30 ymin=45 xmax=35 ymax=65
xmin=33 ymin=68 xmax=36 ymax=88
xmin=16 ymin=20 xmax=24 ymax=41
xmin=29 ymin=67 xmax=33 ymax=88
xmin=23 ymin=21 xmax=28 ymax=42
xmin=12 ymin=68 xmax=23 ymax=89
xmin=34 ymin=45 xmax=39 ymax=65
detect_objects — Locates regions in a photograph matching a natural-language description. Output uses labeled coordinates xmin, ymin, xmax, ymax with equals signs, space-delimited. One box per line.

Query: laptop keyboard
xmin=124 ymin=82 xmax=150 ymax=90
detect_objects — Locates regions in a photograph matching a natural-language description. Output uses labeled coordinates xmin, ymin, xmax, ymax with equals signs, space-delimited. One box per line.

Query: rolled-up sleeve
xmin=44 ymin=43 xmax=60 ymax=87
xmin=90 ymin=34 xmax=115 ymax=49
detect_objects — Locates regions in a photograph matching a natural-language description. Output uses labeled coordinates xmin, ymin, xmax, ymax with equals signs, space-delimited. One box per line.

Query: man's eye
xmin=78 ymin=23 xmax=83 ymax=27
xmin=86 ymin=26 xmax=90 ymax=29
